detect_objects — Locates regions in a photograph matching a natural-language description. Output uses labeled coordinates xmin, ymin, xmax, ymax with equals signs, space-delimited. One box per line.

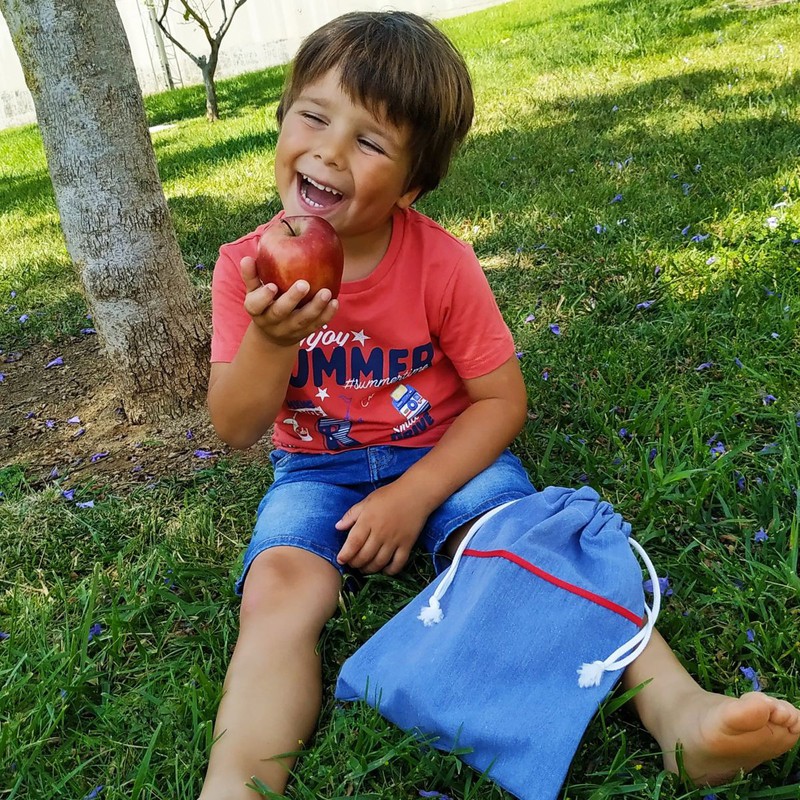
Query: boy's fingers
xmin=240 ymin=256 xmax=264 ymax=292
xmin=347 ymin=535 xmax=382 ymax=570
xmin=383 ymin=547 xmax=410 ymax=576
xmin=337 ymin=523 xmax=368 ymax=564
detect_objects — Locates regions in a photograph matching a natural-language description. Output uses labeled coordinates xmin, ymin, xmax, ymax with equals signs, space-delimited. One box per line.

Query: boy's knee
xmin=239 ymin=547 xmax=340 ymax=629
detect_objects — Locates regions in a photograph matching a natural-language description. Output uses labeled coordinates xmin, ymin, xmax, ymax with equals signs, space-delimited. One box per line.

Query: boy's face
xmin=274 ymin=68 xmax=420 ymax=250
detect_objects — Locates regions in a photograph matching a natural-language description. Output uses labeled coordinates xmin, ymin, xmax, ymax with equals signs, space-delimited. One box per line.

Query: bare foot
xmin=659 ymin=691 xmax=800 ymax=785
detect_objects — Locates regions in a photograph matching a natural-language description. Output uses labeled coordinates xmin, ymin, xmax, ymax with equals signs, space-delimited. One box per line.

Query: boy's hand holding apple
xmin=240 ymin=215 xmax=344 ymax=347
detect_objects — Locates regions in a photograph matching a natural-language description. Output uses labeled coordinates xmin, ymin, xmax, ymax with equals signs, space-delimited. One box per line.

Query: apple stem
xmin=281 ymin=219 xmax=297 ymax=237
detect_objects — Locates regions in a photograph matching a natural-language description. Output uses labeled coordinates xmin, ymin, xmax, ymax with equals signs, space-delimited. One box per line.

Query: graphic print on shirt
xmin=284 ymin=324 xmax=436 ymax=449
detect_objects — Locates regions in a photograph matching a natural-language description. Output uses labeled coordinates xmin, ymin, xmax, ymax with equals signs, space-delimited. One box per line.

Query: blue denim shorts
xmin=234 ymin=446 xmax=535 ymax=594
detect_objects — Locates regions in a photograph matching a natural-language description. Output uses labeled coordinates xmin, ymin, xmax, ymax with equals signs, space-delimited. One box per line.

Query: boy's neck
xmin=341 ymin=213 xmax=398 ymax=282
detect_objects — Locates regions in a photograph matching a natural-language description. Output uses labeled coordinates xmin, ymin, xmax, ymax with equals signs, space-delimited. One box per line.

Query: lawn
xmin=1 ymin=0 xmax=799 ymax=798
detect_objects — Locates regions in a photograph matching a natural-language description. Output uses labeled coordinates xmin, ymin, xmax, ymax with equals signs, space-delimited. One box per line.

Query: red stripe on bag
xmin=462 ymin=548 xmax=645 ymax=626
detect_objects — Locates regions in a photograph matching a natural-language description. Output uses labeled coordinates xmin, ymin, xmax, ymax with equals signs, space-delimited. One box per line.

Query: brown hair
xmin=276 ymin=11 xmax=474 ymax=199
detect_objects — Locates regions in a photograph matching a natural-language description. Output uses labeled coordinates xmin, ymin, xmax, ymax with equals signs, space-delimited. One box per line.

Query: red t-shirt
xmin=211 ymin=207 xmax=516 ymax=453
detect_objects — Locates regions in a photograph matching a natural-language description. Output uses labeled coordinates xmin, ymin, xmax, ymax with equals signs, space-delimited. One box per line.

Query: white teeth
xmin=302 ymin=174 xmax=342 ymax=196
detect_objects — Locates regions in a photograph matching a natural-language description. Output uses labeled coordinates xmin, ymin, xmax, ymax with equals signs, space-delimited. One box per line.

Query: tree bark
xmin=0 ymin=0 xmax=209 ymax=423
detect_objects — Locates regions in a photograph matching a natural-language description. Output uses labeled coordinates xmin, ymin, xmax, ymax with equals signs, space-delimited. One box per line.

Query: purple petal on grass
xmin=83 ymin=786 xmax=104 ymax=800
xmin=80 ymin=328 xmax=96 ymax=335
xmin=49 ymin=467 xmax=59 ymax=479
xmin=62 ymin=489 xmax=75 ymax=501
xmin=771 ymin=332 xmax=779 ymax=339
xmin=90 ymin=452 xmax=109 ymax=463
xmin=643 ymin=576 xmax=673 ymax=596
xmin=611 ymin=105 xmax=619 ymax=112
xmin=18 ymin=314 xmax=29 ymax=323
xmin=524 ymin=313 xmax=536 ymax=323
xmin=648 ymin=447 xmax=658 ymax=463
xmin=764 ymin=288 xmax=776 ymax=296
xmin=72 ymin=428 xmax=86 ymax=439
xmin=194 ymin=449 xmax=214 ymax=459
xmin=578 ymin=473 xmax=589 ymax=483
xmin=619 ymin=428 xmax=630 ymax=439
xmin=695 ymin=362 xmax=713 ymax=371
xmin=419 ymin=792 xmax=451 ymax=799
xmin=594 ymin=223 xmax=607 ymax=234
xmin=681 ymin=224 xmax=691 ymax=236
xmin=654 ymin=265 xmax=662 ymax=276
xmin=691 ymin=233 xmax=710 ymax=242
xmin=754 ymin=527 xmax=768 ymax=543
xmin=186 ymin=429 xmax=194 ymax=439
xmin=765 ymin=217 xmax=779 ymax=229
xmin=549 ymin=323 xmax=561 ymax=335
xmin=45 ymin=419 xmax=56 ymax=429
xmin=792 ymin=238 xmax=800 ymax=245
xmin=515 ymin=351 xmax=525 ymax=359
xmin=703 ymin=795 xmax=719 ymax=800
xmin=747 ymin=629 xmax=755 ymax=642
xmin=636 ymin=300 xmax=654 ymax=310
xmin=610 ymin=193 xmax=623 ymax=203
xmin=87 ymin=623 xmax=103 ymax=642
xmin=706 ymin=256 xmax=717 ymax=265
xmin=734 ymin=357 xmax=743 ymax=368
xmin=709 ymin=441 xmax=726 ymax=458
xmin=67 ymin=416 xmax=81 ymax=424
xmin=0 ymin=373 xmax=5 ymax=382
xmin=25 ymin=411 xmax=36 ymax=419
xmin=76 ymin=500 xmax=95 ymax=509
xmin=759 ymin=442 xmax=779 ymax=455
xmin=739 ymin=666 xmax=761 ymax=691
xmin=542 ymin=370 xmax=549 ymax=381
xmin=0 ymin=631 xmax=9 ymax=640
xmin=45 ymin=357 xmax=63 ymax=368
xmin=762 ymin=395 xmax=777 ymax=405
xmin=682 ymin=183 xmax=692 ymax=196
xmin=694 ymin=163 xmax=702 ymax=172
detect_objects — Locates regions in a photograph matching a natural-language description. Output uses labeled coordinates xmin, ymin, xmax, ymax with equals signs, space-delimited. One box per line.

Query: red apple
xmin=255 ymin=215 xmax=344 ymax=307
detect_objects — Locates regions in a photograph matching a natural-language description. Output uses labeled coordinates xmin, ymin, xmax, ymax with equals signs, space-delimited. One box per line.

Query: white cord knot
xmin=417 ymin=597 xmax=443 ymax=626
xmin=577 ymin=661 xmax=607 ymax=688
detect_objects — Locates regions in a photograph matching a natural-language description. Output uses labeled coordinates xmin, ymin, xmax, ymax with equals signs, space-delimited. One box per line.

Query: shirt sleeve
xmin=435 ymin=247 xmax=516 ymax=379
xmin=210 ymin=243 xmax=252 ymax=363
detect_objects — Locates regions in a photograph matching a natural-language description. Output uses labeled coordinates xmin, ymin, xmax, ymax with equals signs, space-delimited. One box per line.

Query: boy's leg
xmin=624 ymin=628 xmax=800 ymax=785
xmin=199 ymin=546 xmax=342 ymax=799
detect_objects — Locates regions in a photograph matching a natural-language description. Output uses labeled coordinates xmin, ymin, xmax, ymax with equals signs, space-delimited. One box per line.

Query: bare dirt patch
xmin=0 ymin=335 xmax=269 ymax=493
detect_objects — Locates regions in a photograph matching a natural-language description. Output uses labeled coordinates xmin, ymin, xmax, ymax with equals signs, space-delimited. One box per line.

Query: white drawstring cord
xmin=576 ymin=537 xmax=662 ymax=688
xmin=416 ymin=499 xmax=663 ymax=688
xmin=417 ymin=500 xmax=518 ymax=626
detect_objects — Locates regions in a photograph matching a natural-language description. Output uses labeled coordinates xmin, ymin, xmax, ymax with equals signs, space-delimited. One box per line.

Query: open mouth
xmin=300 ymin=174 xmax=344 ymax=209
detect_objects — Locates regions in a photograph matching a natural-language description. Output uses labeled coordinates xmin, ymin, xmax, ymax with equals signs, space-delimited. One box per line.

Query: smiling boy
xmin=201 ymin=11 xmax=800 ymax=798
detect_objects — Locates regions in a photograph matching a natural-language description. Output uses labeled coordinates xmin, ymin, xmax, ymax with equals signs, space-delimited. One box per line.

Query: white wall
xmin=0 ymin=0 xmax=507 ymax=130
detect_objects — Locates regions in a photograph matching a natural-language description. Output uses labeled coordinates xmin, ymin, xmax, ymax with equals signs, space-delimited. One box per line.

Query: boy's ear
xmin=397 ymin=185 xmax=422 ymax=210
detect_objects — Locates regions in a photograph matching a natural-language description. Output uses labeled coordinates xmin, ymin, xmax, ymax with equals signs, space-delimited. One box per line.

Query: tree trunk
xmin=201 ymin=55 xmax=219 ymax=121
xmin=0 ymin=0 xmax=209 ymax=423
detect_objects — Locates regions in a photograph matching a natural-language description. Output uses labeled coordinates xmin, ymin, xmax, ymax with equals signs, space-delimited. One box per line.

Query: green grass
xmin=2 ymin=0 xmax=800 ymax=797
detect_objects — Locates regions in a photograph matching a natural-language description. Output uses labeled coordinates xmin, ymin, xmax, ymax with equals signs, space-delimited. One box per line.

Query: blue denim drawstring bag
xmin=335 ymin=486 xmax=661 ymax=800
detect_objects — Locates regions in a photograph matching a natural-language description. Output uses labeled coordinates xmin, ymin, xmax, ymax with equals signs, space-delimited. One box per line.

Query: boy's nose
xmin=314 ymin=133 xmax=345 ymax=169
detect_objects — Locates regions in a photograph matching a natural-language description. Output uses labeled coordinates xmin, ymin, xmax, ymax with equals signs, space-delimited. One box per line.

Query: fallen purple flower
xmin=45 ymin=419 xmax=56 ymax=429
xmin=594 ymin=223 xmax=607 ymax=234
xmin=45 ymin=356 xmax=64 ymax=368
xmin=735 ymin=472 xmax=745 ymax=491
xmin=83 ymin=786 xmax=104 ymax=800
xmin=754 ymin=527 xmax=768 ymax=543
xmin=771 ymin=332 xmax=779 ymax=339
xmin=706 ymin=256 xmax=717 ymax=265
xmin=90 ymin=452 xmax=109 ymax=463
xmin=747 ymin=629 xmax=755 ymax=643
xmin=636 ymin=300 xmax=654 ymax=310
xmin=690 ymin=233 xmax=710 ymax=243
xmin=542 ymin=370 xmax=549 ymax=381
xmin=734 ymin=357 xmax=743 ymax=368
xmin=186 ymin=429 xmax=194 ymax=439
xmin=87 ymin=623 xmax=103 ymax=642
xmin=194 ymin=449 xmax=215 ymax=459
xmin=709 ymin=441 xmax=726 ymax=458
xmin=515 ymin=351 xmax=525 ymax=359
xmin=610 ymin=193 xmax=623 ymax=203
xmin=76 ymin=500 xmax=95 ymax=509
xmin=67 ymin=416 xmax=81 ymax=424
xmin=682 ymin=183 xmax=692 ymax=196
xmin=643 ymin=575 xmax=673 ymax=596
xmin=524 ymin=313 xmax=536 ymax=323
xmin=18 ymin=314 xmax=29 ymax=323
xmin=0 ymin=632 xmax=9 ymax=640
xmin=681 ymin=224 xmax=691 ymax=236
xmin=25 ymin=411 xmax=36 ymax=419
xmin=419 ymin=792 xmax=450 ymax=800
xmin=762 ymin=395 xmax=777 ymax=405
xmin=72 ymin=428 xmax=86 ymax=439
xmin=49 ymin=467 xmax=59 ymax=479
xmin=619 ymin=428 xmax=630 ymax=439
xmin=695 ymin=362 xmax=713 ymax=371
xmin=648 ymin=447 xmax=657 ymax=463
xmin=549 ymin=323 xmax=561 ymax=335
xmin=739 ymin=666 xmax=761 ymax=691
xmin=0 ymin=373 xmax=5 ymax=382
xmin=765 ymin=216 xmax=779 ymax=229
xmin=62 ymin=489 xmax=75 ymax=501
xmin=80 ymin=328 xmax=96 ymax=335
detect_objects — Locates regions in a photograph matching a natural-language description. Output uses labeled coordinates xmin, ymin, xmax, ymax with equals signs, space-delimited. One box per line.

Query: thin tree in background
xmin=0 ymin=0 xmax=209 ymax=423
xmin=149 ymin=0 xmax=251 ymax=121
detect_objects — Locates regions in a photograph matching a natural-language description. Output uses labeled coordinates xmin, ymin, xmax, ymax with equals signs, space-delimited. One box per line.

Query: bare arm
xmin=336 ymin=354 xmax=528 ymax=573
xmin=208 ymin=256 xmax=339 ymax=449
